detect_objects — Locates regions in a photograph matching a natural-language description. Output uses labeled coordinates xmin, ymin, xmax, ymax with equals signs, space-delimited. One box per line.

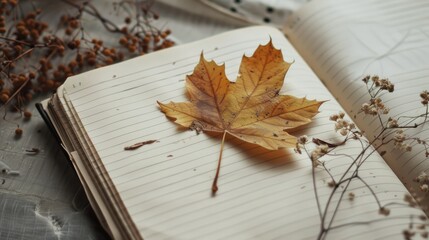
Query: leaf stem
xmin=212 ymin=131 xmax=227 ymax=195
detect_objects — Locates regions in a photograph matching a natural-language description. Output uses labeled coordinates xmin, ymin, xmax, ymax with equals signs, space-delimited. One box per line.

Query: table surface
xmin=0 ymin=1 xmax=244 ymax=239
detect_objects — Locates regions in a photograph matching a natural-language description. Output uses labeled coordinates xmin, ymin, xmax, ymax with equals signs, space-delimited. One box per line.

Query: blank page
xmin=285 ymin=0 xmax=429 ymax=195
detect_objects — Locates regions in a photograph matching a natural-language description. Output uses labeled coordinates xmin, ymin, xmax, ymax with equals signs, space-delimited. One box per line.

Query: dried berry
xmin=24 ymin=111 xmax=32 ymax=119
xmin=15 ymin=127 xmax=23 ymax=136
xmin=0 ymin=0 xmax=174 ymax=124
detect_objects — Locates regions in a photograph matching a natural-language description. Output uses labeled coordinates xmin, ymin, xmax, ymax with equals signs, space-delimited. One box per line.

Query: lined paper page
xmin=286 ymin=0 xmax=429 ymax=193
xmin=62 ymin=26 xmax=420 ymax=239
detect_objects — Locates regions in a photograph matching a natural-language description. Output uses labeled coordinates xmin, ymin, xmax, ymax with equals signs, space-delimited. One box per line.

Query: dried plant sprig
xmin=360 ymin=76 xmax=394 ymax=116
xmin=295 ymin=75 xmax=429 ymax=239
xmin=0 ymin=0 xmax=174 ymax=129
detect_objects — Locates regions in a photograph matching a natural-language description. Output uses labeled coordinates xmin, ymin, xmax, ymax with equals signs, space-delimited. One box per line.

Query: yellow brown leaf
xmin=158 ymin=40 xmax=323 ymax=193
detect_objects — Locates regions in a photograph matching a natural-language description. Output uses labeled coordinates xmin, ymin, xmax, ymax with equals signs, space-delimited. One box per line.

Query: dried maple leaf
xmin=158 ymin=41 xmax=323 ymax=194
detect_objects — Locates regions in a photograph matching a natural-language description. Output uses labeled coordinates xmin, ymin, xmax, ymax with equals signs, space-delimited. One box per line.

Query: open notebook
xmin=37 ymin=0 xmax=429 ymax=239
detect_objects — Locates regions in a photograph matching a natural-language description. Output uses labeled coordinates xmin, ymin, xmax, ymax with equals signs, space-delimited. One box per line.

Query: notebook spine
xmin=35 ymin=102 xmax=70 ymax=159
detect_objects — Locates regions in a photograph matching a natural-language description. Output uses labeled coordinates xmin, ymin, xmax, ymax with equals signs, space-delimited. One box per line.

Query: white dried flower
xmin=362 ymin=75 xmax=370 ymax=83
xmin=312 ymin=159 xmax=322 ymax=168
xmin=348 ymin=192 xmax=355 ymax=201
xmin=405 ymin=145 xmax=412 ymax=152
xmin=393 ymin=130 xmax=406 ymax=148
xmin=297 ymin=135 xmax=308 ymax=144
xmin=329 ymin=114 xmax=339 ymax=121
xmin=420 ymin=184 xmax=429 ymax=192
xmin=337 ymin=119 xmax=348 ymax=127
xmin=382 ymin=108 xmax=389 ymax=114
xmin=420 ymin=90 xmax=429 ymax=105
xmin=334 ymin=122 xmax=342 ymax=131
xmin=415 ymin=172 xmax=429 ymax=183
xmin=361 ymin=103 xmax=370 ymax=111
xmin=319 ymin=144 xmax=329 ymax=153
xmin=403 ymin=229 xmax=415 ymax=239
xmin=339 ymin=128 xmax=348 ymax=136
xmin=378 ymin=207 xmax=390 ymax=216
xmin=387 ymin=118 xmax=398 ymax=128
xmin=379 ymin=78 xmax=394 ymax=92
xmin=310 ymin=144 xmax=329 ymax=162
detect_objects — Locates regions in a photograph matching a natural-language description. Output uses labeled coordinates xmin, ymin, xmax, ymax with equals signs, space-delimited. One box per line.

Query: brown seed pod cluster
xmin=0 ymin=0 xmax=174 ymax=127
